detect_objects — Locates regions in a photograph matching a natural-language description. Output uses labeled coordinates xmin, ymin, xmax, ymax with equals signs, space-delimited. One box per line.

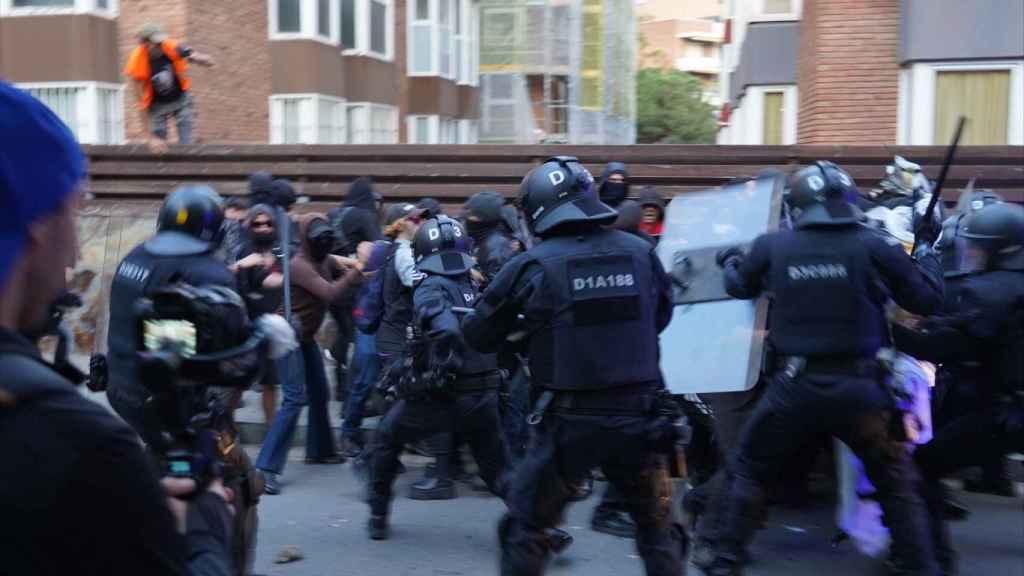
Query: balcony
xmin=675 ymin=56 xmax=721 ymax=75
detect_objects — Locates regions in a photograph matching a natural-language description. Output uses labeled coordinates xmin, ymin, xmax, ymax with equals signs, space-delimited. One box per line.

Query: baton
xmin=917 ymin=116 xmax=966 ymax=250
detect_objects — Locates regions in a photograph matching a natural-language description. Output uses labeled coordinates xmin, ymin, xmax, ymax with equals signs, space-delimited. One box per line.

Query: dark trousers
xmin=368 ymin=388 xmax=509 ymax=517
xmin=501 ymin=364 xmax=531 ymax=461
xmin=715 ymin=369 xmax=938 ymax=574
xmin=500 ymin=412 xmax=686 ymax=576
xmin=914 ymin=400 xmax=1024 ymax=569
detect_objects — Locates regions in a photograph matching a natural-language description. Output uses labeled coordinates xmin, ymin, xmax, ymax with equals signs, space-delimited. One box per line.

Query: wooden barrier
xmin=84 ymin=145 xmax=1024 ymax=206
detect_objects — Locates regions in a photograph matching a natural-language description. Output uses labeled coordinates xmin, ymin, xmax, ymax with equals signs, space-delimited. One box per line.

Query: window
xmin=17 ymin=82 xmax=124 ymax=144
xmin=277 ymin=0 xmax=301 ymax=32
xmin=762 ymin=91 xmax=784 ymax=145
xmin=580 ymin=0 xmax=604 ymax=111
xmin=763 ymin=0 xmax=791 ymax=14
xmin=935 ymin=70 xmax=1011 ymax=145
xmin=269 ymin=0 xmax=337 ymax=43
xmin=407 ymin=115 xmax=434 ymax=144
xmin=270 ymin=94 xmax=347 ymax=144
xmin=457 ymin=118 xmax=478 ymax=144
xmin=1 ymin=0 xmax=117 ymax=16
xmin=408 ymin=0 xmax=477 ymax=83
xmin=340 ymin=0 xmax=355 ymax=49
xmin=348 ymin=103 xmax=398 ymax=143
xmin=340 ymin=0 xmax=392 ymax=60
xmin=900 ymin=61 xmax=1023 ymax=145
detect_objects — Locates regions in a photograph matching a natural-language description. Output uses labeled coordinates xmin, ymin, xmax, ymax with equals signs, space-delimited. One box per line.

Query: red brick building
xmin=0 ymin=0 xmax=482 ymax=144
xmin=717 ymin=0 xmax=1023 ymax=146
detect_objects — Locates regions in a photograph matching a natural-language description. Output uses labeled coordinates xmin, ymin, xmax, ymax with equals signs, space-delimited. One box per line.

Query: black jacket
xmin=0 ymin=329 xmax=231 ymax=576
xmin=330 ymin=177 xmax=382 ymax=254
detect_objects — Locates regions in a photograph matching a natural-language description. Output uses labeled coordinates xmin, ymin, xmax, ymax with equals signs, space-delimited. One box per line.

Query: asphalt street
xmin=249 ymin=449 xmax=1024 ymax=576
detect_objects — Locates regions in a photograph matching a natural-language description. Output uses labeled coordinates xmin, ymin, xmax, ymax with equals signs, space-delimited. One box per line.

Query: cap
xmin=138 ymin=22 xmax=167 ymax=43
xmin=384 ymin=203 xmax=426 ymax=225
xmin=0 ymin=82 xmax=85 ymax=289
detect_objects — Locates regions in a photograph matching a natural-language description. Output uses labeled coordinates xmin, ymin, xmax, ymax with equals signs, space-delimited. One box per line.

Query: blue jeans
xmin=341 ymin=330 xmax=380 ymax=441
xmin=255 ymin=341 xmax=336 ymax=475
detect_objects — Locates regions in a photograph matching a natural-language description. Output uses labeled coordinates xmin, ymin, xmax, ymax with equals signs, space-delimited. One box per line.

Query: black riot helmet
xmin=785 ymin=161 xmax=860 ymax=227
xmin=955 ymin=186 xmax=1003 ymax=215
xmin=961 ymin=202 xmax=1024 ymax=271
xmin=413 ymin=215 xmax=475 ymax=276
xmin=518 ymin=156 xmax=617 ymax=236
xmin=146 ymin=185 xmax=225 ymax=256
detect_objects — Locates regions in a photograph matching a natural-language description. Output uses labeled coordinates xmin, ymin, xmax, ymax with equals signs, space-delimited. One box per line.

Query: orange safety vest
xmin=123 ymin=40 xmax=191 ymax=110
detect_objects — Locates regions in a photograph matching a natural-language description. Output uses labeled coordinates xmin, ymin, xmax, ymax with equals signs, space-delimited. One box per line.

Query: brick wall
xmin=187 ymin=0 xmax=271 ymax=143
xmin=797 ymin=0 xmax=901 ymax=144
xmin=119 ymin=0 xmax=270 ymax=143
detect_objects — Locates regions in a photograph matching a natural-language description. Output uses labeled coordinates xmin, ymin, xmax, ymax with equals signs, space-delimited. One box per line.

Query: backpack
xmin=327 ymin=206 xmax=354 ymax=255
xmin=353 ymin=244 xmax=397 ymax=335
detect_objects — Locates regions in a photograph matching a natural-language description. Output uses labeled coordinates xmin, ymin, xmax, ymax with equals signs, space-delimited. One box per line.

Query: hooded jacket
xmin=288 ymin=213 xmax=365 ymax=341
xmin=330 ymin=177 xmax=383 ymax=254
xmin=637 ymin=186 xmax=665 ymax=239
xmin=597 ymin=162 xmax=630 ymax=208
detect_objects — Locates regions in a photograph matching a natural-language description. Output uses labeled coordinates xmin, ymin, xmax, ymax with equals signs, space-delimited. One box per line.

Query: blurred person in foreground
xmin=0 ymin=81 xmax=233 ymax=575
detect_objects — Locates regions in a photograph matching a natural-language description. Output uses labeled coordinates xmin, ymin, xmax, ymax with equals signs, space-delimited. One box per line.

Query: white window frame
xmin=347 ymin=102 xmax=398 ymax=143
xmin=732 ymin=85 xmax=797 ymax=145
xmin=0 ymin=0 xmax=117 ymax=18
xmin=408 ymin=0 xmax=438 ymax=76
xmin=268 ymin=0 xmax=339 ymax=47
xmin=16 ymin=81 xmax=125 ymax=144
xmin=457 ymin=0 xmax=479 ymax=87
xmin=749 ymin=0 xmax=801 ymax=23
xmin=269 ymin=93 xmax=347 ymax=144
xmin=406 ymin=114 xmax=439 ymax=144
xmin=342 ymin=0 xmax=394 ymax=62
xmin=457 ymin=118 xmax=478 ymax=144
xmin=899 ymin=60 xmax=1024 ymax=145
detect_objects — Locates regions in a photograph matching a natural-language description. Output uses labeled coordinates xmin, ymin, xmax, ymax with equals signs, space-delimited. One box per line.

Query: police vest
xmin=766 ymin=227 xmax=890 ymax=357
xmin=526 ymin=228 xmax=662 ymax=391
xmin=377 ymin=252 xmax=415 ymax=354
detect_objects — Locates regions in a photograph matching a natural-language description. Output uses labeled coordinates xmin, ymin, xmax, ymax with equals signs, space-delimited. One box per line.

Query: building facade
xmin=477 ymin=0 xmax=636 ymax=145
xmin=635 ymin=0 xmax=724 ymax=106
xmin=0 ymin=0 xmax=482 ymax=144
xmin=718 ymin=0 xmax=1024 ymax=146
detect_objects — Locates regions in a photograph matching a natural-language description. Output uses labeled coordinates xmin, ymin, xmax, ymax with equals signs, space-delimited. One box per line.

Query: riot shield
xmin=656 ymin=173 xmax=783 ymax=394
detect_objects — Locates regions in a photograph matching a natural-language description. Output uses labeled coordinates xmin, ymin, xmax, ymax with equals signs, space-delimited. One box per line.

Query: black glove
xmin=715 ymin=246 xmax=744 ymax=269
xmin=913 ymin=207 xmax=941 ymax=247
xmin=87 ymin=353 xmax=108 ymax=392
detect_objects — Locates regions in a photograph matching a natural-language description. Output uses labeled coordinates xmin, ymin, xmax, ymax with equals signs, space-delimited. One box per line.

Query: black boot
xmin=701 ymin=554 xmax=742 ymax=576
xmin=368 ymin=515 xmax=389 ymax=540
xmin=409 ymin=477 xmax=457 ymax=500
xmin=567 ymin=475 xmax=594 ymax=502
xmin=591 ymin=509 xmax=637 ymax=538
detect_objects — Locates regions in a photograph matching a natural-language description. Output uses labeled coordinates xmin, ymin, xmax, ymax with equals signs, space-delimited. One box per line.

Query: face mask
xmin=601 ymin=182 xmax=627 ymax=206
xmin=252 ymin=231 xmax=275 ymax=249
xmin=464 ymin=219 xmax=496 ymax=244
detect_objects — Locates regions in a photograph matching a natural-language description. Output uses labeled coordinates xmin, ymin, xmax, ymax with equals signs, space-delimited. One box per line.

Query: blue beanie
xmin=0 ymin=81 xmax=85 ymax=288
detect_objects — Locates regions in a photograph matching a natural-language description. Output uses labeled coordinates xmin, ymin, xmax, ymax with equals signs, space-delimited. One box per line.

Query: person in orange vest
xmin=124 ymin=22 xmax=214 ymax=152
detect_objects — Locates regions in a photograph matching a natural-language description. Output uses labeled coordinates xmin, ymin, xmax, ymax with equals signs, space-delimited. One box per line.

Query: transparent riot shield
xmin=656 ymin=173 xmax=783 ymax=394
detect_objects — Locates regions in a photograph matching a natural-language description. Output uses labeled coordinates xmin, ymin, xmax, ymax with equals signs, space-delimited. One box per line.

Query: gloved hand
xmin=715 ymin=246 xmax=744 ymax=269
xmin=913 ymin=206 xmax=942 ymax=248
xmin=87 ymin=353 xmax=108 ymax=392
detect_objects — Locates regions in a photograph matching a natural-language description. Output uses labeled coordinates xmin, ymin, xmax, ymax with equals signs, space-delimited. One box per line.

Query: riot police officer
xmin=107 ymin=185 xmax=236 ymax=432
xmin=105 ymin=185 xmax=263 ymax=576
xmin=463 ymin=157 xmax=686 ymax=576
xmin=894 ymin=202 xmax=1024 ymax=575
xmin=366 ymin=216 xmax=510 ymax=540
xmin=700 ymin=162 xmax=944 ymax=576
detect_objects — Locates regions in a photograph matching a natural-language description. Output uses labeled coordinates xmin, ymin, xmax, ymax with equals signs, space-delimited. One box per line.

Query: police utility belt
xmin=528 ymin=383 xmax=663 ymax=424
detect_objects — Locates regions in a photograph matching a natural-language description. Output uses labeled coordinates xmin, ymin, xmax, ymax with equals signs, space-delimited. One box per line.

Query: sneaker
xmin=567 ymin=476 xmax=593 ymax=502
xmin=305 ymin=454 xmax=346 ymax=465
xmin=339 ymin=437 xmax=364 ymax=459
xmin=368 ymin=515 xmax=389 ymax=540
xmin=546 ymin=527 xmax=574 ymax=555
xmin=591 ymin=510 xmax=636 ymax=538
xmin=409 ymin=477 xmax=457 ymax=500
xmin=263 ymin=472 xmax=281 ymax=495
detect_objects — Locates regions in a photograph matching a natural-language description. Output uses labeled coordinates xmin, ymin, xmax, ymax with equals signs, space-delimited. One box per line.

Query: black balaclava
xmin=598 ymin=162 xmax=630 ymax=208
xmin=307 ymin=218 xmax=335 ymax=262
xmin=248 ymin=204 xmax=277 ymax=249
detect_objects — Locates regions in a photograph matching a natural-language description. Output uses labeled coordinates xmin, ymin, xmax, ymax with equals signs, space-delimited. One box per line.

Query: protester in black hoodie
xmin=331 ymin=176 xmax=383 ymax=254
xmin=597 ymin=162 xmax=630 ymax=208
